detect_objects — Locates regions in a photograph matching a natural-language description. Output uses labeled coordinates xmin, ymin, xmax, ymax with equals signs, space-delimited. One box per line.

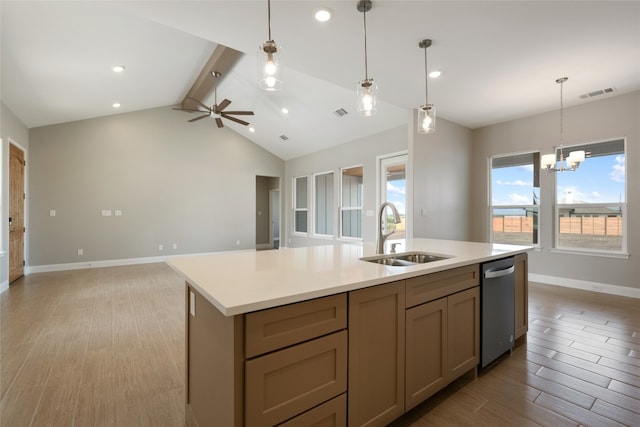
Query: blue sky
xmin=387 ymin=179 xmax=406 ymax=215
xmin=492 ymin=154 xmax=625 ymax=206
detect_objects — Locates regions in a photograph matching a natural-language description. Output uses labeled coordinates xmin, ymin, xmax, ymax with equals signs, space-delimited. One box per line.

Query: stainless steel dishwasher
xmin=480 ymin=257 xmax=515 ymax=368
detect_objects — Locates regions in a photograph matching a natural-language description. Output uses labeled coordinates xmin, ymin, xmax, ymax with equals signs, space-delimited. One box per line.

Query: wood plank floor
xmin=1 ymin=263 xmax=639 ymax=426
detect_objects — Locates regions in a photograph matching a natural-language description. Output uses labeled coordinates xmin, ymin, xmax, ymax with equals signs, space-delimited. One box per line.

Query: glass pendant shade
xmin=258 ymin=40 xmax=282 ymax=91
xmin=417 ymin=104 xmax=436 ymax=133
xmin=357 ymin=78 xmax=377 ymax=116
xmin=541 ymin=153 xmax=556 ymax=170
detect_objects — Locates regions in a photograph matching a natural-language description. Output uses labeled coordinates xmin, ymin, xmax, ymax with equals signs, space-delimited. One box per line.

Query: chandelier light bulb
xmin=264 ymin=56 xmax=277 ymax=76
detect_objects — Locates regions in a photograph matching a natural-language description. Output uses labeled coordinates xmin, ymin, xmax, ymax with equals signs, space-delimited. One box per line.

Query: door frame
xmin=7 ymin=138 xmax=28 ymax=283
xmin=376 ymin=151 xmax=411 ymax=240
xmin=269 ymin=189 xmax=280 ymax=249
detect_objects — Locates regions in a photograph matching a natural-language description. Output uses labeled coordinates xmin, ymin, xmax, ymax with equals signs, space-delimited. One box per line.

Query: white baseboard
xmin=27 ymin=249 xmax=255 ymax=274
xmin=0 ymin=280 xmax=8 ymax=295
xmin=529 ymin=273 xmax=640 ymax=299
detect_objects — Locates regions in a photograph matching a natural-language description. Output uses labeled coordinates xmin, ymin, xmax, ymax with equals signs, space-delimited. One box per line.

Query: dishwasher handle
xmin=484 ymin=265 xmax=515 ymax=279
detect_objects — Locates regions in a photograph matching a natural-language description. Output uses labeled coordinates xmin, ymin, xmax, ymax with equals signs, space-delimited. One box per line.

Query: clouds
xmin=496 ymin=179 xmax=531 ymax=187
xmin=610 ymin=155 xmax=625 ymax=183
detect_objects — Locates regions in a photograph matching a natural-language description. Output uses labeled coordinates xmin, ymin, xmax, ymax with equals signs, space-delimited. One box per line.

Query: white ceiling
xmin=2 ymin=1 xmax=639 ymax=160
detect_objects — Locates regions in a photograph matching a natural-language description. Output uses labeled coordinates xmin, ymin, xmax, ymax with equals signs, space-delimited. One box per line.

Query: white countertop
xmin=168 ymin=238 xmax=532 ymax=317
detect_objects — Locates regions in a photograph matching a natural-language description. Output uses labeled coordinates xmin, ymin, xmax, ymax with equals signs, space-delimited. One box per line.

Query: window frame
xmin=339 ymin=165 xmax=364 ymax=241
xmin=552 ymin=138 xmax=628 ymax=257
xmin=311 ymin=170 xmax=335 ymax=239
xmin=292 ymin=175 xmax=309 ymax=235
xmin=489 ymin=151 xmax=541 ymax=247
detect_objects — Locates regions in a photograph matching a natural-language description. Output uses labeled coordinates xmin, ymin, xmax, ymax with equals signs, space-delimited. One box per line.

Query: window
xmin=293 ymin=176 xmax=308 ymax=233
xmin=555 ymin=138 xmax=626 ymax=253
xmin=313 ymin=172 xmax=334 ymax=236
xmin=490 ymin=152 xmax=540 ymax=245
xmin=340 ymin=166 xmax=363 ymax=239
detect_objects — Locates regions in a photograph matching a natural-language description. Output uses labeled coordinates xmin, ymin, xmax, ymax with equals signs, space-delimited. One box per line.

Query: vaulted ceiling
xmin=2 ymin=1 xmax=639 ymax=160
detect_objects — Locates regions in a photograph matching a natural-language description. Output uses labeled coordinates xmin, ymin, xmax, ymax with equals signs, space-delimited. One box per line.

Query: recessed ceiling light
xmin=112 ymin=103 xmax=121 ymax=108
xmin=429 ymin=70 xmax=442 ymax=78
xmin=281 ymin=107 xmax=289 ymax=115
xmin=249 ymin=127 xmax=255 ymax=133
xmin=112 ymin=65 xmax=125 ymax=73
xmin=314 ymin=8 xmax=332 ymax=22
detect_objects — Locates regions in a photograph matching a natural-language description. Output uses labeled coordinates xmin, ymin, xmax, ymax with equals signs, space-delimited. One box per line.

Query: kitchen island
xmin=169 ymin=238 xmax=531 ymax=427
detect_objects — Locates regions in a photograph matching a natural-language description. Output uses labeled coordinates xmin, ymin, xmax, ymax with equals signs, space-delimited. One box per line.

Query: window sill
xmin=550 ymin=248 xmax=630 ymax=259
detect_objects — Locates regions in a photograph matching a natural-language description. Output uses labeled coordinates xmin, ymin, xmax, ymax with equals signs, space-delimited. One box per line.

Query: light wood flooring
xmin=1 ymin=263 xmax=639 ymax=426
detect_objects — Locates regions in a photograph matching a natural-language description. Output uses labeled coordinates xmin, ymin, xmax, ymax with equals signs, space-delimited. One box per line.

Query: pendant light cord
xmin=423 ymin=45 xmax=428 ymax=105
xmin=363 ymin=4 xmax=369 ymax=80
xmin=267 ymin=0 xmax=272 ymax=41
xmin=559 ymin=79 xmax=564 ymax=146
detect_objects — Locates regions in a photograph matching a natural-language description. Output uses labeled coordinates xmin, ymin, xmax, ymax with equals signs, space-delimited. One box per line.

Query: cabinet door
xmin=447 ymin=287 xmax=479 ymax=380
xmin=348 ymin=281 xmax=405 ymax=427
xmin=405 ymin=297 xmax=448 ymax=411
xmin=514 ymin=253 xmax=529 ymax=339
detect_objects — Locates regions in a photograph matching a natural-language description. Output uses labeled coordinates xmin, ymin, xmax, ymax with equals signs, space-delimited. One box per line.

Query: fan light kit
xmin=541 ymin=77 xmax=586 ymax=172
xmin=356 ymin=0 xmax=377 ymax=116
xmin=417 ymin=39 xmax=436 ymax=133
xmin=259 ymin=0 xmax=282 ymax=91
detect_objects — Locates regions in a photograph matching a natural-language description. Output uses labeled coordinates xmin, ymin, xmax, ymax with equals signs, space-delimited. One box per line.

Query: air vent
xmin=280 ymin=135 xmax=289 ymax=141
xmin=334 ymin=108 xmax=349 ymax=117
xmin=579 ymin=87 xmax=616 ymax=99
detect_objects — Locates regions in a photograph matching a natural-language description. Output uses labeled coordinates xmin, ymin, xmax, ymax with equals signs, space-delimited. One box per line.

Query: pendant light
xmin=356 ymin=0 xmax=377 ymax=116
xmin=258 ymin=0 xmax=282 ymax=91
xmin=417 ymin=39 xmax=436 ymax=133
xmin=541 ymin=77 xmax=586 ymax=172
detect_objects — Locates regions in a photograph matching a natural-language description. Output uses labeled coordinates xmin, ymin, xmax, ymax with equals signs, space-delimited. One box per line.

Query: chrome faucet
xmin=377 ymin=202 xmax=402 ymax=254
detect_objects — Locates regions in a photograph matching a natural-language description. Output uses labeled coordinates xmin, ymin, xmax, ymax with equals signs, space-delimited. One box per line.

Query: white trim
xmin=530 ymin=273 xmax=640 ymax=299
xmin=27 ymin=250 xmax=255 ymax=274
xmin=0 ymin=280 xmax=8 ymax=294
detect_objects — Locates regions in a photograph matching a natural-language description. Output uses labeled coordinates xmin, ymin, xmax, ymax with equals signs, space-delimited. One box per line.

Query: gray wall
xmin=285 ymin=125 xmax=408 ymax=247
xmin=411 ymin=115 xmax=474 ymax=241
xmin=471 ymin=91 xmax=639 ymax=290
xmin=28 ymin=106 xmax=284 ymax=267
xmin=1 ymin=102 xmax=30 ymax=285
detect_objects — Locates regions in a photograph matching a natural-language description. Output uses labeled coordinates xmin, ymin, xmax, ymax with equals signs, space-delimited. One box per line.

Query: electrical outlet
xmin=49 ymin=209 xmax=56 ymax=217
xmin=158 ymin=244 xmax=163 ymax=251
xmin=236 ymin=240 xmax=240 ymax=245
xmin=77 ymin=249 xmax=83 ymax=256
xmin=172 ymin=243 xmax=177 ymax=249
xmin=115 ymin=210 xmax=122 ymax=216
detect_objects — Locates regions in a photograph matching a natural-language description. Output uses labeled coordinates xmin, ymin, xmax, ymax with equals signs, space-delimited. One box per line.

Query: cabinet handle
xmin=484 ymin=265 xmax=515 ymax=279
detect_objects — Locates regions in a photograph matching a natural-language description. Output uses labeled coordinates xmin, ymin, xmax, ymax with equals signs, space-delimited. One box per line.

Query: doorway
xmin=255 ymin=176 xmax=280 ymax=250
xmin=9 ymin=142 xmax=26 ymax=283
xmin=379 ymin=153 xmax=408 ymax=241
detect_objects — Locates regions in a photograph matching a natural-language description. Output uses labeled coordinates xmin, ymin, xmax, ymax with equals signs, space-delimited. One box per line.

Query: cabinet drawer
xmin=246 ymin=294 xmax=347 ymax=358
xmin=277 ymin=393 xmax=346 ymax=427
xmin=406 ymin=264 xmax=479 ymax=308
xmin=245 ymin=330 xmax=348 ymax=427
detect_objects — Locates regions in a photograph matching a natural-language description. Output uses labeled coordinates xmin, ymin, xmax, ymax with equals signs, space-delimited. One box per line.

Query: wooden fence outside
xmin=493 ymin=216 xmax=622 ymax=236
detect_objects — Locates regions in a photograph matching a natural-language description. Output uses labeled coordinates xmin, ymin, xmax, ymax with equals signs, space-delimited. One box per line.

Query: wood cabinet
xmin=405 ymin=297 xmax=447 ymax=410
xmin=514 ymin=253 xmax=529 ymax=339
xmin=405 ymin=271 xmax=479 ymax=411
xmin=185 ymin=288 xmax=347 ymax=427
xmin=348 ymin=280 xmax=405 ymax=427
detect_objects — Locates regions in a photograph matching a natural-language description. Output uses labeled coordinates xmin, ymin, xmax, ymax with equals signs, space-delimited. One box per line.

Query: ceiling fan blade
xmin=173 ymin=108 xmax=209 ymax=113
xmin=217 ymin=99 xmax=231 ymax=112
xmin=187 ymin=96 xmax=211 ymax=111
xmin=221 ymin=114 xmax=250 ymax=126
xmin=215 ymin=118 xmax=224 ymax=128
xmin=222 ymin=111 xmax=254 ymax=116
xmin=188 ymin=114 xmax=211 ymax=122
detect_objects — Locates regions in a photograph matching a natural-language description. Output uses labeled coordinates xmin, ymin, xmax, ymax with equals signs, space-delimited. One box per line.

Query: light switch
xmin=366 ymin=210 xmax=374 ymax=217
xmin=115 ymin=210 xmax=122 ymax=216
xmin=49 ymin=210 xmax=56 ymax=217
xmin=101 ymin=210 xmax=112 ymax=217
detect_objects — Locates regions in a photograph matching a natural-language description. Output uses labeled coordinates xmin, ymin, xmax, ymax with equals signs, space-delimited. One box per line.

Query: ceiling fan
xmin=174 ymin=78 xmax=254 ymax=128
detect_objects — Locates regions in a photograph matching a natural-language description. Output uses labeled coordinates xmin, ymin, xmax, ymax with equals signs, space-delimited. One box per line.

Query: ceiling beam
xmin=182 ymin=44 xmax=244 ymax=110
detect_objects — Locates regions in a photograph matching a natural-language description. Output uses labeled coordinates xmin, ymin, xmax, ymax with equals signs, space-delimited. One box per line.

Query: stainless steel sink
xmin=360 ymin=251 xmax=449 ymax=266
